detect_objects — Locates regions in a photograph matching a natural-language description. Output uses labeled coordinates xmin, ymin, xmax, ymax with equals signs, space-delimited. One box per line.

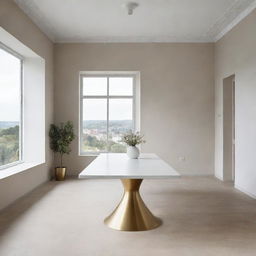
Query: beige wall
xmin=0 ymin=0 xmax=255 ymax=208
xmin=0 ymin=0 xmax=54 ymax=210
xmin=223 ymin=75 xmax=234 ymax=181
xmin=215 ymin=9 xmax=256 ymax=197
xmin=54 ymin=43 xmax=215 ymax=176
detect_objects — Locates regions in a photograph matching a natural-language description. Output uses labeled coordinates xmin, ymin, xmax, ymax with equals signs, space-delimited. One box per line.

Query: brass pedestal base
xmin=104 ymin=179 xmax=161 ymax=231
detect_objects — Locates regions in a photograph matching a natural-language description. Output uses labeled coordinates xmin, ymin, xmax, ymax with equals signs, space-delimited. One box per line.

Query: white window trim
xmin=0 ymin=27 xmax=45 ymax=179
xmin=79 ymin=71 xmax=140 ymax=156
xmin=0 ymin=42 xmax=24 ymax=170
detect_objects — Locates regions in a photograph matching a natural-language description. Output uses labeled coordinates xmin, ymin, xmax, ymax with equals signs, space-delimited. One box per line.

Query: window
xmin=0 ymin=27 xmax=45 ymax=178
xmin=0 ymin=44 xmax=23 ymax=169
xmin=80 ymin=73 xmax=138 ymax=154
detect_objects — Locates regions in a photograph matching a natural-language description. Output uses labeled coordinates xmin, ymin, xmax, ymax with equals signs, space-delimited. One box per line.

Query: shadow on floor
xmin=0 ymin=181 xmax=57 ymax=235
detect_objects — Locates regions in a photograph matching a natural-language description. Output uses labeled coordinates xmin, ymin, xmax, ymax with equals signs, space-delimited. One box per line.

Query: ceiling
xmin=15 ymin=0 xmax=256 ymax=43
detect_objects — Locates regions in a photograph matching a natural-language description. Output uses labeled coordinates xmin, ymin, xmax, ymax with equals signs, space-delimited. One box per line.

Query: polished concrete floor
xmin=0 ymin=177 xmax=256 ymax=256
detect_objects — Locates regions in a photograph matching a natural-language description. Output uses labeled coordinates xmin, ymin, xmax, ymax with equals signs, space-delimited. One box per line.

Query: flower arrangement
xmin=121 ymin=131 xmax=146 ymax=146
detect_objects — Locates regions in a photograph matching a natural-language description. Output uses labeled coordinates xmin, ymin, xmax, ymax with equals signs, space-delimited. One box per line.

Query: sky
xmin=83 ymin=77 xmax=133 ymax=120
xmin=0 ymin=53 xmax=133 ymax=122
xmin=83 ymin=77 xmax=133 ymax=96
xmin=83 ymin=98 xmax=133 ymax=120
xmin=0 ymin=48 xmax=21 ymax=122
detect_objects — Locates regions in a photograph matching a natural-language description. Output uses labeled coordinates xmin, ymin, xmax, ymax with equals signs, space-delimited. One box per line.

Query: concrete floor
xmin=0 ymin=177 xmax=256 ymax=256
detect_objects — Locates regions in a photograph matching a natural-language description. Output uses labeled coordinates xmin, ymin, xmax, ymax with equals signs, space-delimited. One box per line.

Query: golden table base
xmin=104 ymin=179 xmax=162 ymax=231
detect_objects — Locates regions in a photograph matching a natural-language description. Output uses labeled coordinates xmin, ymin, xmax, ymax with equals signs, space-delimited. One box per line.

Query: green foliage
xmin=110 ymin=143 xmax=126 ymax=153
xmin=49 ymin=121 xmax=75 ymax=167
xmin=0 ymin=125 xmax=19 ymax=136
xmin=82 ymin=134 xmax=127 ymax=153
xmin=0 ymin=125 xmax=19 ymax=166
xmin=84 ymin=135 xmax=106 ymax=151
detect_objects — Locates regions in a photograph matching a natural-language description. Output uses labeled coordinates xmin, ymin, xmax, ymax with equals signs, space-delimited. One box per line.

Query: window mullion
xmin=20 ymin=59 xmax=23 ymax=162
xmin=107 ymin=77 xmax=110 ymax=152
xmin=82 ymin=96 xmax=108 ymax=99
xmin=132 ymin=76 xmax=136 ymax=132
xmin=82 ymin=96 xmax=132 ymax=99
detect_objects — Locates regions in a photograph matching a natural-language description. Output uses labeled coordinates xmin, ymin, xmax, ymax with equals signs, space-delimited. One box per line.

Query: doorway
xmin=223 ymin=75 xmax=235 ymax=182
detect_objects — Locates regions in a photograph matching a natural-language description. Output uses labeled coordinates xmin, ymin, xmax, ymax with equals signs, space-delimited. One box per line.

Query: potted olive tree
xmin=49 ymin=121 xmax=75 ymax=181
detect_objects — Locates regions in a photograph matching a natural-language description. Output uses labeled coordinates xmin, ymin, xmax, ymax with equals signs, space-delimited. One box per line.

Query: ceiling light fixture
xmin=125 ymin=2 xmax=139 ymax=15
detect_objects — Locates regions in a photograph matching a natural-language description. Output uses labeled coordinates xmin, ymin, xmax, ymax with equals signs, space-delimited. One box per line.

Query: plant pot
xmin=55 ymin=167 xmax=66 ymax=181
xmin=127 ymin=146 xmax=140 ymax=159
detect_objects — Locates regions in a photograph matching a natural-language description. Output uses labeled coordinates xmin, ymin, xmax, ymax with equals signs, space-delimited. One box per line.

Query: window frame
xmin=79 ymin=73 xmax=137 ymax=155
xmin=0 ymin=43 xmax=24 ymax=170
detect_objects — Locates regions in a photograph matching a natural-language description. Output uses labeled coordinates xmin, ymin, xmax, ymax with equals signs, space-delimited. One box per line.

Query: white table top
xmin=79 ymin=153 xmax=180 ymax=179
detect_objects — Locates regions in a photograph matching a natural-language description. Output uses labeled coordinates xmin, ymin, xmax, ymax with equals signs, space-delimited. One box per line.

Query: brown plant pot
xmin=55 ymin=167 xmax=66 ymax=181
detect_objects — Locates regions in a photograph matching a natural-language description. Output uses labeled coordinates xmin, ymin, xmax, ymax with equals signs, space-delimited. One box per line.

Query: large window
xmin=0 ymin=45 xmax=23 ymax=168
xmin=80 ymin=74 xmax=136 ymax=154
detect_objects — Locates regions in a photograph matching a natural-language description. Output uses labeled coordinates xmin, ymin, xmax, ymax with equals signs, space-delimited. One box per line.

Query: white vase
xmin=127 ymin=146 xmax=140 ymax=159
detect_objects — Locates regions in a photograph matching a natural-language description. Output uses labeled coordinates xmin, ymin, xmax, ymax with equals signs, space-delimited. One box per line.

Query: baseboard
xmin=179 ymin=173 xmax=213 ymax=176
xmin=235 ymin=184 xmax=256 ymax=199
xmin=66 ymin=175 xmax=79 ymax=178
xmin=214 ymin=174 xmax=223 ymax=181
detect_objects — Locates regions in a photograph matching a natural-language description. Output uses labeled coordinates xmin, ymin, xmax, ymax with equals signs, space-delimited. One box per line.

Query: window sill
xmin=79 ymin=153 xmax=99 ymax=157
xmin=0 ymin=162 xmax=44 ymax=180
xmin=79 ymin=152 xmax=124 ymax=157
